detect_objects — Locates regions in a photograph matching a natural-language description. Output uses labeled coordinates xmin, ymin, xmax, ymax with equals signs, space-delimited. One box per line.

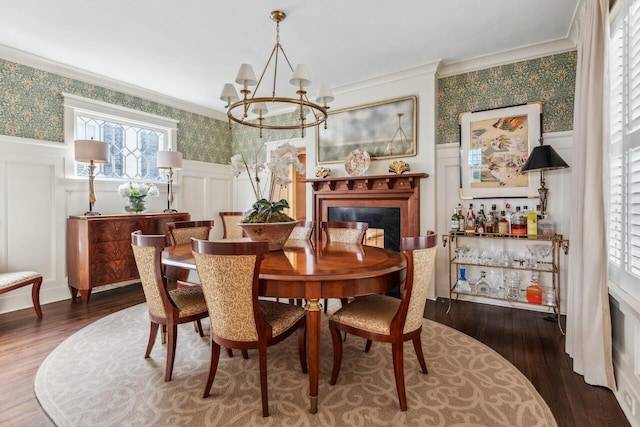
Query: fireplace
xmin=303 ymin=173 xmax=428 ymax=251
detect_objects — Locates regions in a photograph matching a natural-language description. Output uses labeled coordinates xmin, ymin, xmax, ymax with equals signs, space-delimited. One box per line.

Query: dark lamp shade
xmin=74 ymin=139 xmax=109 ymax=163
xmin=520 ymin=145 xmax=569 ymax=173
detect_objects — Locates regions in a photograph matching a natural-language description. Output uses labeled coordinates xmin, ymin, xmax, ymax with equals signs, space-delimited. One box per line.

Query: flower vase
xmin=124 ymin=196 xmax=146 ymax=214
xmin=238 ymin=221 xmax=299 ymax=251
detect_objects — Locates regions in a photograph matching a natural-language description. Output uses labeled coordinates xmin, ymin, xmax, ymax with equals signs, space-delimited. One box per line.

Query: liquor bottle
xmin=476 ymin=204 xmax=486 ymax=233
xmin=457 ymin=203 xmax=465 ymax=231
xmin=476 ymin=271 xmax=491 ymax=296
xmin=511 ymin=206 xmax=527 ymax=235
xmin=526 ymin=272 xmax=542 ymax=304
xmin=527 ymin=206 xmax=538 ymax=238
xmin=465 ymin=204 xmax=476 ymax=234
xmin=451 ymin=207 xmax=460 ymax=232
xmin=455 ymin=267 xmax=471 ymax=293
xmin=491 ymin=204 xmax=499 ymax=230
xmin=498 ymin=210 xmax=509 ymax=234
xmin=504 ymin=202 xmax=513 ymax=233
xmin=538 ymin=213 xmax=555 ymax=237
xmin=484 ymin=210 xmax=495 ymax=234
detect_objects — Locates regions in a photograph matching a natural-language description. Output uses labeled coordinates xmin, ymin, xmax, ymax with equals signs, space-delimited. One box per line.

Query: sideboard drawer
xmin=90 ymin=259 xmax=139 ymax=287
xmin=91 ymin=240 xmax=134 ymax=263
xmin=89 ymin=218 xmax=149 ymax=243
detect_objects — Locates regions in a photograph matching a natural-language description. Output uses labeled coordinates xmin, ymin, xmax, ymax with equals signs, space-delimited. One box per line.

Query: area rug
xmin=35 ymin=303 xmax=556 ymax=426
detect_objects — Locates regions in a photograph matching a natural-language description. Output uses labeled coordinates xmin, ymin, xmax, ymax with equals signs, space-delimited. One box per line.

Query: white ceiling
xmin=0 ymin=0 xmax=579 ymax=114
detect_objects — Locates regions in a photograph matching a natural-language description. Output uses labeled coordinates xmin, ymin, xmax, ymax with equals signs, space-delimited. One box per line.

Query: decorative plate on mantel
xmin=344 ymin=149 xmax=371 ymax=176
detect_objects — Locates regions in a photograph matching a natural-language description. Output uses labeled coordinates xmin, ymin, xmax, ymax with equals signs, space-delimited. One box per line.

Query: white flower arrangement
xmin=231 ymin=142 xmax=305 ymax=223
xmin=117 ymin=181 xmax=159 ymax=212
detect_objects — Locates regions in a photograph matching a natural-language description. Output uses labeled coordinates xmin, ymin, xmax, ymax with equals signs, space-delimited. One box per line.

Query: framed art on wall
xmin=459 ymin=102 xmax=542 ymax=199
xmin=316 ymin=96 xmax=417 ymax=164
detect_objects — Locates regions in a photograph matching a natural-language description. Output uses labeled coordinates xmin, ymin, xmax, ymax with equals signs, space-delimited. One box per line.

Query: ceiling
xmin=0 ymin=1 xmax=580 ymax=114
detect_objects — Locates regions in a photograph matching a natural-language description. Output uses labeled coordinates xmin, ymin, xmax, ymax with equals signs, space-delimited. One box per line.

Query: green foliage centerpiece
xmin=231 ymin=142 xmax=304 ymax=250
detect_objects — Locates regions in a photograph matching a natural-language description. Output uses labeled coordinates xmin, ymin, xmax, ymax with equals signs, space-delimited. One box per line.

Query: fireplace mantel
xmin=302 ymin=172 xmax=428 ymax=238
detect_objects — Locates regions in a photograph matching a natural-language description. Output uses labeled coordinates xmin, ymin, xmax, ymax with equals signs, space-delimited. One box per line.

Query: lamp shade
xmin=157 ymin=150 xmax=183 ymax=170
xmin=251 ymin=102 xmax=269 ymax=116
xmin=74 ymin=139 xmax=109 ymax=163
xmin=220 ymin=83 xmax=239 ymax=104
xmin=289 ymin=64 xmax=312 ymax=87
xmin=235 ymin=64 xmax=257 ymax=86
xmin=520 ymin=144 xmax=569 ymax=173
xmin=315 ymin=84 xmax=334 ymax=105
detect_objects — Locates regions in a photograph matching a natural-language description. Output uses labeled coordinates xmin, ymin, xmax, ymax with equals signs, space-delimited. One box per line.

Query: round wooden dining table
xmin=162 ymin=238 xmax=406 ymax=414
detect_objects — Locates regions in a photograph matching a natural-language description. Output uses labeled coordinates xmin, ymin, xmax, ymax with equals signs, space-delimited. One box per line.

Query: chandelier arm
xmin=254 ymin=44 xmax=280 ymax=101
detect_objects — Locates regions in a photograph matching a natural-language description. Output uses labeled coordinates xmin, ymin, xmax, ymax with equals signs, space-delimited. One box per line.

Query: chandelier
xmin=219 ymin=10 xmax=334 ymax=138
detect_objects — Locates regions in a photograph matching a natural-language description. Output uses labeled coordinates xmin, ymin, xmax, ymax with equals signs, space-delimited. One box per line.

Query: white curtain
xmin=565 ymin=0 xmax=616 ymax=390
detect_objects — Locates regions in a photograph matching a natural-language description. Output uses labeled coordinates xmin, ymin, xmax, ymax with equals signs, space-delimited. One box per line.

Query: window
xmin=609 ymin=0 xmax=640 ymax=298
xmin=63 ymin=93 xmax=179 ymax=182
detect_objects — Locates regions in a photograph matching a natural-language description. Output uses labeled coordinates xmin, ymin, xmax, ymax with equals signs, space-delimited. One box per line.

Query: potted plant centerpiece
xmin=231 ymin=142 xmax=304 ymax=250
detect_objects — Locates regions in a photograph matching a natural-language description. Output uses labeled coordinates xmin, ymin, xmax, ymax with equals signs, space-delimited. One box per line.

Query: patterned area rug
xmin=35 ymin=303 xmax=556 ymax=426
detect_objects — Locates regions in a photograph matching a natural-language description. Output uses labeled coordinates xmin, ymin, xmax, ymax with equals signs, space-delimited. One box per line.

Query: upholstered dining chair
xmin=192 ymin=239 xmax=307 ymax=417
xmin=131 ymin=231 xmax=209 ymax=382
xmin=166 ymin=220 xmax=214 ymax=246
xmin=219 ymin=211 xmax=246 ymax=239
xmin=320 ymin=221 xmax=369 ymax=313
xmin=286 ymin=220 xmax=315 ymax=242
xmin=0 ymin=271 xmax=43 ymax=318
xmin=327 ymin=231 xmax=438 ymax=411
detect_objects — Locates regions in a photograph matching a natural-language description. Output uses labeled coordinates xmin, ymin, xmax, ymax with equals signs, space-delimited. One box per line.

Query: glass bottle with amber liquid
xmin=465 ymin=203 xmax=476 ymax=234
xmin=511 ymin=206 xmax=527 ymax=235
xmin=498 ymin=210 xmax=509 ymax=235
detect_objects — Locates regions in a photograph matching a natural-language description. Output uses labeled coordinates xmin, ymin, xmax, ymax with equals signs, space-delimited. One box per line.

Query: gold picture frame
xmin=316 ymin=96 xmax=417 ymax=164
xmin=459 ymin=102 xmax=542 ymax=199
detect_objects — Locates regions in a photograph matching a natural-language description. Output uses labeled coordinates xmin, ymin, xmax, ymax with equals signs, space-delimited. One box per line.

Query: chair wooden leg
xmin=412 ymin=335 xmax=428 ymax=374
xmin=227 ymin=348 xmax=234 ymax=357
xmin=31 ymin=276 xmax=43 ymax=318
xmin=165 ymin=324 xmax=178 ymax=382
xmin=298 ymin=322 xmax=308 ymax=374
xmin=323 ymin=298 xmax=328 ymax=314
xmin=329 ymin=321 xmax=343 ymax=385
xmin=242 ymin=350 xmax=249 ymax=359
xmin=258 ymin=344 xmax=269 ymax=417
xmin=195 ymin=320 xmax=204 ymax=337
xmin=391 ymin=340 xmax=407 ymax=411
xmin=161 ymin=325 xmax=167 ymax=345
xmin=145 ymin=322 xmax=159 ymax=358
xmin=364 ymin=339 xmax=373 ymax=353
xmin=203 ymin=342 xmax=221 ymax=398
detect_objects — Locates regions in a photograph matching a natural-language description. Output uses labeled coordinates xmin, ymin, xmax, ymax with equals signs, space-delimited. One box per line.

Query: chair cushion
xmin=168 ymin=286 xmax=208 ymax=318
xmin=259 ymin=300 xmax=305 ymax=337
xmin=330 ymin=293 xmax=405 ymax=336
xmin=327 ymin=228 xmax=364 ymax=244
xmin=0 ymin=271 xmax=41 ymax=290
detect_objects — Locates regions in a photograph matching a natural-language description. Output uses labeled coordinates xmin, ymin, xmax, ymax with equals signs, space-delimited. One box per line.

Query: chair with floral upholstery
xmin=166 ymin=220 xmax=214 ymax=246
xmin=131 ymin=230 xmax=209 ymax=382
xmin=327 ymin=231 xmax=437 ymax=411
xmin=192 ymin=238 xmax=307 ymax=417
xmin=320 ymin=221 xmax=368 ymax=313
xmin=0 ymin=271 xmax=43 ymax=318
xmin=286 ymin=220 xmax=315 ymax=242
xmin=219 ymin=211 xmax=246 ymax=239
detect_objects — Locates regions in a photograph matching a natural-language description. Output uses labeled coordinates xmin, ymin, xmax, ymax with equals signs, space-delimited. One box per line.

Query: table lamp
xmin=520 ymin=137 xmax=569 ymax=214
xmin=157 ymin=150 xmax=183 ymax=212
xmin=74 ymin=138 xmax=109 ymax=216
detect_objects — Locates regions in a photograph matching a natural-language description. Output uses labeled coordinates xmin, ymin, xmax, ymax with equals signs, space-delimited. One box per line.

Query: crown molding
xmin=335 ymin=61 xmax=442 ymax=94
xmin=437 ymin=38 xmax=577 ymax=78
xmin=0 ymin=44 xmax=227 ymax=121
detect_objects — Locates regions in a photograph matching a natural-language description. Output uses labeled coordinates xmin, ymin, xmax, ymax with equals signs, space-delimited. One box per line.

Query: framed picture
xmin=459 ymin=102 xmax=542 ymax=199
xmin=316 ymin=96 xmax=417 ymax=164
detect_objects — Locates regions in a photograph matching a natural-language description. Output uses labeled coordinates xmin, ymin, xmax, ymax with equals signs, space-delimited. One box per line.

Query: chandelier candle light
xmin=220 ymin=10 xmax=334 ymax=138
xmin=157 ymin=150 xmax=183 ymax=212
xmin=74 ymin=138 xmax=109 ymax=216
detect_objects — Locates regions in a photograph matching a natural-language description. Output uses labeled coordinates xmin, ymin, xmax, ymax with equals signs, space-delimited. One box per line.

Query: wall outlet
xmin=623 ymin=391 xmax=637 ymax=416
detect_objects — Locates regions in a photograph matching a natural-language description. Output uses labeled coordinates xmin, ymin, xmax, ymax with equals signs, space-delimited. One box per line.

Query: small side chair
xmin=327 ymin=232 xmax=438 ymax=411
xmin=219 ymin=211 xmax=246 ymax=239
xmin=166 ymin=220 xmax=214 ymax=246
xmin=0 ymin=271 xmax=43 ymax=318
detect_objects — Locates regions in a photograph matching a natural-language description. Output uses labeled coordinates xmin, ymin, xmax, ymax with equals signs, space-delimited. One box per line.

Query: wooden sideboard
xmin=67 ymin=212 xmax=190 ymax=303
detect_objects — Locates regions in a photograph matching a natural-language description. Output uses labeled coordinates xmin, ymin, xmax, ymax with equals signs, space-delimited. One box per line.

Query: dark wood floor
xmin=0 ymin=285 xmax=630 ymax=427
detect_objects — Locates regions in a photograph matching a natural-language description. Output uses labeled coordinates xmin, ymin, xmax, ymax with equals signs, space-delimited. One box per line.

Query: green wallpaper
xmin=437 ymin=51 xmax=576 ymax=144
xmin=0 ymin=58 xmax=232 ymax=164
xmin=1 ymin=51 xmax=576 ymax=162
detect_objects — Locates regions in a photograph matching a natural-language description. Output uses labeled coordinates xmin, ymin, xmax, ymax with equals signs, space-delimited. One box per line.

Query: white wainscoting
xmin=0 ymin=135 xmax=234 ymax=314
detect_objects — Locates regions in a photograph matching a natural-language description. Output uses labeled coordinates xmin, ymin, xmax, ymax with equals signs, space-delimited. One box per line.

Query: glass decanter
xmin=455 ymin=268 xmax=471 ymax=293
xmin=476 ymin=271 xmax=491 ymax=296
